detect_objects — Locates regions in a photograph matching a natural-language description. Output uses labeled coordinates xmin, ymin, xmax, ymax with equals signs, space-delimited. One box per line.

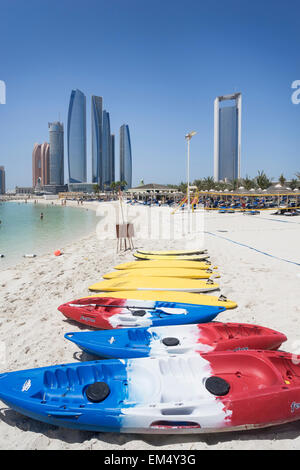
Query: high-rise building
xmin=110 ymin=133 xmax=115 ymax=184
xmin=214 ymin=93 xmax=242 ymax=182
xmin=102 ymin=110 xmax=112 ymax=189
xmin=91 ymin=95 xmax=103 ymax=185
xmin=32 ymin=143 xmax=42 ymax=187
xmin=48 ymin=122 xmax=64 ymax=185
xmin=67 ymin=89 xmax=87 ymax=183
xmin=119 ymin=124 xmax=132 ymax=189
xmin=41 ymin=142 xmax=50 ymax=186
xmin=32 ymin=142 xmax=50 ymax=187
xmin=0 ymin=166 xmax=5 ymax=194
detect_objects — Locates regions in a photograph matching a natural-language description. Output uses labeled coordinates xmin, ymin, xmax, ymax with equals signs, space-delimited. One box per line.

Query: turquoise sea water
xmin=0 ymin=202 xmax=97 ymax=268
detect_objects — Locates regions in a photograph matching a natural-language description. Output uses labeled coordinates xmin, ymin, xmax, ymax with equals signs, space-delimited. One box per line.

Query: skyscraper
xmin=32 ymin=143 xmax=42 ymax=187
xmin=0 ymin=166 xmax=5 ymax=194
xmin=120 ymin=124 xmax=132 ymax=189
xmin=32 ymin=142 xmax=50 ymax=187
xmin=110 ymin=133 xmax=115 ymax=184
xmin=91 ymin=95 xmax=103 ymax=185
xmin=67 ymin=89 xmax=87 ymax=183
xmin=102 ymin=110 xmax=112 ymax=189
xmin=41 ymin=142 xmax=50 ymax=186
xmin=214 ymin=93 xmax=242 ymax=182
xmin=48 ymin=122 xmax=64 ymax=185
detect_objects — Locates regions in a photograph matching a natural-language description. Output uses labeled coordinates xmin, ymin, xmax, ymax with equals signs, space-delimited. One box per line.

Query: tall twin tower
xmin=68 ymin=89 xmax=132 ymax=189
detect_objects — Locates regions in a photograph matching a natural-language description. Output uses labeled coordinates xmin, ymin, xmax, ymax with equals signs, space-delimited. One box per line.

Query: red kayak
xmin=1 ymin=349 xmax=300 ymax=433
xmin=57 ymin=297 xmax=225 ymax=329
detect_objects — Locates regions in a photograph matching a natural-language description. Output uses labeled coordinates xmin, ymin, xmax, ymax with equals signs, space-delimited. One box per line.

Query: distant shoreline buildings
xmin=28 ymin=88 xmax=132 ymax=194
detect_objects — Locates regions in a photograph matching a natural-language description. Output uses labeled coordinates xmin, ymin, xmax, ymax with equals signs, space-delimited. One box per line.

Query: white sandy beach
xmin=0 ymin=201 xmax=300 ymax=450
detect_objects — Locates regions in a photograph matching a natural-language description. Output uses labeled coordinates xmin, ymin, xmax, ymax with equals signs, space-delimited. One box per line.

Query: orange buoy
xmin=54 ymin=250 xmax=62 ymax=256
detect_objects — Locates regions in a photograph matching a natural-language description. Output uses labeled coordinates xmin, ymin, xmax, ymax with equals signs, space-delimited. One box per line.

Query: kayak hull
xmin=64 ymin=321 xmax=287 ymax=359
xmin=88 ymin=277 xmax=220 ymax=293
xmin=102 ymin=268 xmax=219 ymax=280
xmin=58 ymin=297 xmax=225 ymax=329
xmin=133 ymin=253 xmax=210 ymax=261
xmin=136 ymin=249 xmax=207 ymax=256
xmin=86 ymin=291 xmax=238 ymax=309
xmin=1 ymin=350 xmax=300 ymax=433
xmin=114 ymin=260 xmax=216 ymax=270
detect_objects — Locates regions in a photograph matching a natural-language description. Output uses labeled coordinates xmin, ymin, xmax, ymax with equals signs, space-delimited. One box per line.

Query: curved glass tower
xmin=67 ymin=89 xmax=87 ymax=183
xmin=120 ymin=124 xmax=132 ymax=189
xmin=48 ymin=122 xmax=64 ymax=185
xmin=91 ymin=95 xmax=103 ymax=184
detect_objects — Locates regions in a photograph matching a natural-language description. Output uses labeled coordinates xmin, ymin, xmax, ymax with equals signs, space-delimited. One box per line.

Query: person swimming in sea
xmin=40 ymin=212 xmax=44 ymax=220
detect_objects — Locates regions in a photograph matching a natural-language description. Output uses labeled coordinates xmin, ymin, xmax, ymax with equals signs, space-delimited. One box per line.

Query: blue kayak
xmin=0 ymin=354 xmax=238 ymax=433
xmin=65 ymin=324 xmax=207 ymax=358
xmin=1 ymin=351 xmax=296 ymax=433
xmin=64 ymin=321 xmax=287 ymax=359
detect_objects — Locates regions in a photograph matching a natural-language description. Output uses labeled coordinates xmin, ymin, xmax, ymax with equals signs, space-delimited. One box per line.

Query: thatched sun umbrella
xmin=265 ymin=184 xmax=293 ymax=207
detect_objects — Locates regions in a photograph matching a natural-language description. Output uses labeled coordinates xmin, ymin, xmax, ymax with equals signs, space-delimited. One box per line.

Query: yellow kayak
xmin=114 ymin=260 xmax=218 ymax=270
xmin=86 ymin=290 xmax=237 ymax=309
xmin=133 ymin=252 xmax=210 ymax=261
xmin=89 ymin=277 xmax=220 ymax=293
xmin=102 ymin=268 xmax=220 ymax=280
xmin=136 ymin=249 xmax=207 ymax=256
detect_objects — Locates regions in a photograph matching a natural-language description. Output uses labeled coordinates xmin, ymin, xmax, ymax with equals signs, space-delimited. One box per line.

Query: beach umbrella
xmin=265 ymin=184 xmax=293 ymax=207
xmin=265 ymin=184 xmax=292 ymax=194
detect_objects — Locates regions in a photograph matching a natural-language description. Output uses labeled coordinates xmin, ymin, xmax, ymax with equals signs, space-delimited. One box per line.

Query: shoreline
xmin=0 ymin=199 xmax=101 ymax=270
xmin=0 ymin=205 xmax=300 ymax=449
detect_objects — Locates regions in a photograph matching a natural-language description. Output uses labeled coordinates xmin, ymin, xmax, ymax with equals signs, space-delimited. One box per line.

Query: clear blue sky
xmin=0 ymin=0 xmax=299 ymax=190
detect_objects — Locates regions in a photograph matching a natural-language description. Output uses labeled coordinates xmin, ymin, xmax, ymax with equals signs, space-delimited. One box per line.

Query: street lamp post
xmin=185 ymin=131 xmax=197 ymax=211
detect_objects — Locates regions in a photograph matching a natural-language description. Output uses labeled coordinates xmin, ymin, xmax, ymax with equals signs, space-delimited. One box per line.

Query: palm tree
xmin=202 ymin=176 xmax=215 ymax=191
xmin=120 ymin=180 xmax=128 ymax=191
xmin=242 ymin=175 xmax=256 ymax=190
xmin=255 ymin=171 xmax=272 ymax=190
xmin=110 ymin=182 xmax=116 ymax=193
xmin=290 ymin=178 xmax=299 ymax=190
xmin=193 ymin=179 xmax=204 ymax=190
xmin=93 ymin=184 xmax=100 ymax=194
xmin=278 ymin=173 xmax=286 ymax=186
xmin=178 ymin=181 xmax=187 ymax=193
xmin=114 ymin=181 xmax=121 ymax=192
xmin=216 ymin=181 xmax=227 ymax=192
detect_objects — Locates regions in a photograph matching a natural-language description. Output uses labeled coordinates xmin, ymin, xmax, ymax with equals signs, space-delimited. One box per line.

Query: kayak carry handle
xmin=47 ymin=411 xmax=82 ymax=419
xmin=150 ymin=420 xmax=200 ymax=429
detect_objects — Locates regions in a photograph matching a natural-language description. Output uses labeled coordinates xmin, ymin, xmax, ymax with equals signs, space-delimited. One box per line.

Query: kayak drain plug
xmin=131 ymin=310 xmax=146 ymax=317
xmin=86 ymin=382 xmax=110 ymax=403
xmin=205 ymin=376 xmax=230 ymax=396
xmin=162 ymin=337 xmax=180 ymax=347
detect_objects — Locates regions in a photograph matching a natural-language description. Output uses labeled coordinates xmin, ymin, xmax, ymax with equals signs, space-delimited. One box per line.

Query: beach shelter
xmin=265 ymin=184 xmax=293 ymax=207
